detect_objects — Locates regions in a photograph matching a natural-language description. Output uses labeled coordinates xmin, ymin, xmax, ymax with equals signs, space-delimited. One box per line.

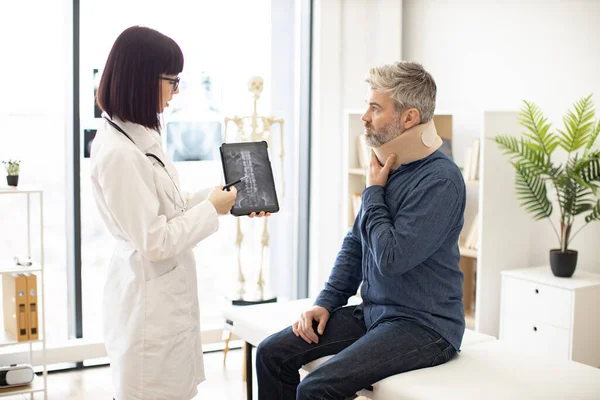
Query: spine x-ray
xmin=220 ymin=141 xmax=279 ymax=216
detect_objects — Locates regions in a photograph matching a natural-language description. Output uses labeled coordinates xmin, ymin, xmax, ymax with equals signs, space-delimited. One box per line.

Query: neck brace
xmin=372 ymin=120 xmax=442 ymax=170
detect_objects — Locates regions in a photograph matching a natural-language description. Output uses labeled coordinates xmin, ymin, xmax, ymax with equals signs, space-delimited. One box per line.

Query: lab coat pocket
xmin=144 ymin=261 xmax=190 ymax=339
xmin=144 ymin=258 xmax=179 ymax=281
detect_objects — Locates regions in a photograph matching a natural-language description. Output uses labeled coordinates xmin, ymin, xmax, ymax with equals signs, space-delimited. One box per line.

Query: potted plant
xmin=2 ymin=159 xmax=21 ymax=187
xmin=493 ymin=95 xmax=600 ymax=277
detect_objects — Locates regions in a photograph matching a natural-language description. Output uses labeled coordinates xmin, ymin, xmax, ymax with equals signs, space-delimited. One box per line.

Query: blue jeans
xmin=256 ymin=305 xmax=456 ymax=400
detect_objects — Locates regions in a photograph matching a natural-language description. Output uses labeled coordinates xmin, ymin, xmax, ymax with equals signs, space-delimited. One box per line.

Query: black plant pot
xmin=6 ymin=175 xmax=18 ymax=187
xmin=550 ymin=249 xmax=578 ymax=278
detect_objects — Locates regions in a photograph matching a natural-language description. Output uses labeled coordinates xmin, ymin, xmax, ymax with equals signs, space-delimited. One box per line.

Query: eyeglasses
xmin=160 ymin=76 xmax=180 ymax=92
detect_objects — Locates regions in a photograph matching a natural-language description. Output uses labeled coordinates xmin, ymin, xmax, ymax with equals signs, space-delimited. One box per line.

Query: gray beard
xmin=364 ymin=116 xmax=404 ymax=147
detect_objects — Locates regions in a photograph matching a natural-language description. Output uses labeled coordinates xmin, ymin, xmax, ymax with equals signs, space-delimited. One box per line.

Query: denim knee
xmin=296 ymin=377 xmax=321 ymax=400
xmin=298 ymin=373 xmax=346 ymax=400
xmin=256 ymin=337 xmax=273 ymax=370
xmin=256 ymin=331 xmax=288 ymax=372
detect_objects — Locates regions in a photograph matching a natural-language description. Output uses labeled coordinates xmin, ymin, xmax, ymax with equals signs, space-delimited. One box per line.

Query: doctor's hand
xmin=208 ymin=186 xmax=237 ymax=215
xmin=248 ymin=211 xmax=271 ymax=218
xmin=367 ymin=150 xmax=396 ymax=188
xmin=292 ymin=306 xmax=330 ymax=344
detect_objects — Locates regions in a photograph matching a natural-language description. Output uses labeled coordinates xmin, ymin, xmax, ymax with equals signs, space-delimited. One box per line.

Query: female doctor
xmin=90 ymin=26 xmax=267 ymax=400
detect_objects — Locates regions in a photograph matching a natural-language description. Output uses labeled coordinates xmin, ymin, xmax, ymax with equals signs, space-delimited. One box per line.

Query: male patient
xmin=256 ymin=61 xmax=466 ymax=400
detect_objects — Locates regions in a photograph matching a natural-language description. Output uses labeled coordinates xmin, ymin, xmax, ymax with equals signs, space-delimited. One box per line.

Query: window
xmin=1 ymin=0 xmax=307 ymax=368
xmin=0 ymin=1 xmax=70 ymax=345
xmin=79 ymin=0 xmax=273 ymax=340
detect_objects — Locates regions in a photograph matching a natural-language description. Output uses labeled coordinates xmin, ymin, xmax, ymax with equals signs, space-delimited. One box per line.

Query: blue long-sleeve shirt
xmin=315 ymin=150 xmax=466 ymax=351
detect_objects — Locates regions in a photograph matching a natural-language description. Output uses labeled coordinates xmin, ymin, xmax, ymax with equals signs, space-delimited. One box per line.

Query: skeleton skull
xmin=248 ymin=76 xmax=264 ymax=97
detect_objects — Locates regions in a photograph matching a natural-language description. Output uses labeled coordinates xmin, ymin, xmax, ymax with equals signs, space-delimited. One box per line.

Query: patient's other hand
xmin=292 ymin=306 xmax=330 ymax=344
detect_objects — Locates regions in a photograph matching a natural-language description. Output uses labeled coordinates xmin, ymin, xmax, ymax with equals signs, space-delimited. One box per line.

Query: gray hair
xmin=365 ymin=61 xmax=437 ymax=123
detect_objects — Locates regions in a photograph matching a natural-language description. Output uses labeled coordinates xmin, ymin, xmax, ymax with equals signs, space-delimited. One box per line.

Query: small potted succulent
xmin=2 ymin=159 xmax=21 ymax=187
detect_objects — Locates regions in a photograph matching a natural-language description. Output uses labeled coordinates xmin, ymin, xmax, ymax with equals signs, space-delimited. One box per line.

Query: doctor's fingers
xmin=248 ymin=211 xmax=269 ymax=218
xmin=225 ymin=187 xmax=237 ymax=205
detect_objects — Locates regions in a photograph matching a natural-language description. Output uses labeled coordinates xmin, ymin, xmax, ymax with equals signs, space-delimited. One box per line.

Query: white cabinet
xmin=500 ymin=266 xmax=600 ymax=368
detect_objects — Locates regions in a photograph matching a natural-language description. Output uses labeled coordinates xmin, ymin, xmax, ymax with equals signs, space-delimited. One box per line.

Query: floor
xmin=3 ymin=349 xmax=245 ymax=400
xmin=2 ymin=349 xmax=370 ymax=400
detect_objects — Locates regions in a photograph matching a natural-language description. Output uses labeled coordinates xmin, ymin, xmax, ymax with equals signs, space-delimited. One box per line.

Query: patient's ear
xmin=402 ymin=108 xmax=421 ymax=130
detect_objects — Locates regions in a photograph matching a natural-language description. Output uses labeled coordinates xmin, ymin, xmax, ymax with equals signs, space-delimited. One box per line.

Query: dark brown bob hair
xmin=96 ymin=26 xmax=183 ymax=131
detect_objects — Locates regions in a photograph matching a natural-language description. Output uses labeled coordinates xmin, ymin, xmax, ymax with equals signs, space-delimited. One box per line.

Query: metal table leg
xmin=245 ymin=342 xmax=253 ymax=400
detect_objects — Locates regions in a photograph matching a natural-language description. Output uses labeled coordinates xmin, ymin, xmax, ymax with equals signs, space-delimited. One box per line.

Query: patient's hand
xmin=367 ymin=150 xmax=396 ymax=187
xmin=292 ymin=306 xmax=330 ymax=344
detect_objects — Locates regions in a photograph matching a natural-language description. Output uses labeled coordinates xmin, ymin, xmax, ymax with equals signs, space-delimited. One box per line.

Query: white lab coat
xmin=90 ymin=115 xmax=219 ymax=400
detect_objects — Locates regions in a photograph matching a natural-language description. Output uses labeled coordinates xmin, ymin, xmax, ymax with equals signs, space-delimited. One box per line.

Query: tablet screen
xmin=220 ymin=141 xmax=280 ymax=216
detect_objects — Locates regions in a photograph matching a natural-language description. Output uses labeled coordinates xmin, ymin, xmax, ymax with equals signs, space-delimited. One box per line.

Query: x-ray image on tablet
xmin=220 ymin=141 xmax=280 ymax=216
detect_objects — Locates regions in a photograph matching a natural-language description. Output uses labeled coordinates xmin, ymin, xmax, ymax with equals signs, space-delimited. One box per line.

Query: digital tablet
xmin=219 ymin=141 xmax=280 ymax=216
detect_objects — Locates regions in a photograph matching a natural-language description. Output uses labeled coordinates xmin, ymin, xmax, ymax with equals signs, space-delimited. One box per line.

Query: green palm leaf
xmin=586 ymin=120 xmax=600 ymax=151
xmin=566 ymin=185 xmax=594 ymax=217
xmin=575 ymin=203 xmax=594 ymax=215
xmin=579 ymin=152 xmax=600 ymax=182
xmin=514 ymin=163 xmax=553 ymax=220
xmin=570 ymin=151 xmax=600 ymax=195
xmin=521 ymin=141 xmax=551 ymax=170
xmin=558 ymin=94 xmax=595 ymax=152
xmin=493 ymin=135 xmax=520 ymax=158
xmin=556 ymin=175 xmax=576 ymax=218
xmin=518 ymin=101 xmax=560 ymax=156
xmin=492 ymin=135 xmax=549 ymax=172
xmin=585 ymin=200 xmax=600 ymax=223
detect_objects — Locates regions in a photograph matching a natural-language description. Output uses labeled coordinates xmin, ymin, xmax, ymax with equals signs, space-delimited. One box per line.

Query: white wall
xmin=403 ymin=0 xmax=600 ymax=277
xmin=478 ymin=111 xmax=534 ymax=336
xmin=309 ymin=0 xmax=403 ymax=296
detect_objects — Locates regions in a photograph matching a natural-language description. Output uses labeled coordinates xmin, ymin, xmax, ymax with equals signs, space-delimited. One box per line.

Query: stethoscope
xmin=103 ymin=116 xmax=187 ymax=211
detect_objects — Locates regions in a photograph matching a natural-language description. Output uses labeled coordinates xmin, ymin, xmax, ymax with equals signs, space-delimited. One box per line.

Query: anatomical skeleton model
xmin=223 ymin=76 xmax=284 ymax=302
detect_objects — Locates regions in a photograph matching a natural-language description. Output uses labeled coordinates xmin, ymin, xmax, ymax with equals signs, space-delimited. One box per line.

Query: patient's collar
xmin=373 ymin=120 xmax=442 ymax=170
